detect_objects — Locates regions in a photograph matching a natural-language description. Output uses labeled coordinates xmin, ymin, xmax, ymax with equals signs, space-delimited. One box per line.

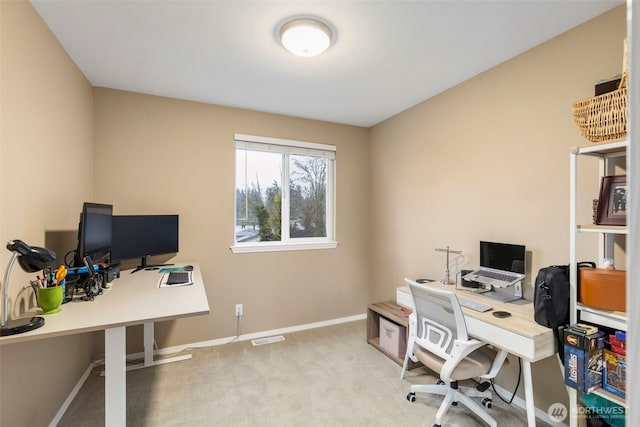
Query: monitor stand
xmin=130 ymin=256 xmax=174 ymax=274
xmin=473 ymin=282 xmax=522 ymax=303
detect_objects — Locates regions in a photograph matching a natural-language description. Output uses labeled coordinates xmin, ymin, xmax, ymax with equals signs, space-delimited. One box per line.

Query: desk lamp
xmin=1 ymin=240 xmax=56 ymax=336
xmin=435 ymin=246 xmax=462 ymax=284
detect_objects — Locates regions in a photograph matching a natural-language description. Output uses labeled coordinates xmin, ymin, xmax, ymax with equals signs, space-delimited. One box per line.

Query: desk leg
xmin=522 ymin=359 xmax=536 ymax=427
xmin=126 ymin=321 xmax=192 ymax=371
xmin=144 ymin=322 xmax=154 ymax=365
xmin=105 ymin=326 xmax=126 ymax=427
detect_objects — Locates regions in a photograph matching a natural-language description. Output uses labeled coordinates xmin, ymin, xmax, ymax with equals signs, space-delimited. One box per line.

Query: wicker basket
xmin=573 ymin=41 xmax=628 ymax=142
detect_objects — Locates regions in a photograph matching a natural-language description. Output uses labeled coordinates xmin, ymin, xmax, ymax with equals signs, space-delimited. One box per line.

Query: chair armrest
xmin=482 ymin=348 xmax=509 ymax=379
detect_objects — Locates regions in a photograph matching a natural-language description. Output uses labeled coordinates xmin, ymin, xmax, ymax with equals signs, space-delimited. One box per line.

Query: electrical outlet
xmin=235 ymin=304 xmax=243 ymax=316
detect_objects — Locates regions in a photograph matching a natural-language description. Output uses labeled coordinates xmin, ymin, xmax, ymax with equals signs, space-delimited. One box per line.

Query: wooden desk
xmin=0 ymin=262 xmax=210 ymax=427
xmin=397 ymin=283 xmax=555 ymax=427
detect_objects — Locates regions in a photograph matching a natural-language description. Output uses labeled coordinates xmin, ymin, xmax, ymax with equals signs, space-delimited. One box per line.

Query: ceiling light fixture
xmin=279 ymin=18 xmax=333 ymax=58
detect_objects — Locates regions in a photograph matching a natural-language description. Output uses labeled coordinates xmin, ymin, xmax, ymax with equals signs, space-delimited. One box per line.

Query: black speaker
xmin=461 ymin=269 xmax=481 ymax=288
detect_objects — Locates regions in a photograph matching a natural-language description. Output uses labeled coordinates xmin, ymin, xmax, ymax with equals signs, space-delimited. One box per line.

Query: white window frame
xmin=231 ymin=133 xmax=338 ymax=254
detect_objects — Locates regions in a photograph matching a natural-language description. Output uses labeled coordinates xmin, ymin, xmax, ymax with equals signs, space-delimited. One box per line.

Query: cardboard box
xmin=602 ymin=349 xmax=626 ymax=398
xmin=564 ymin=330 xmax=605 ymax=393
xmin=609 ymin=333 xmax=626 ymax=356
xmin=379 ymin=317 xmax=406 ymax=357
xmin=565 ymin=329 xmax=605 ymax=351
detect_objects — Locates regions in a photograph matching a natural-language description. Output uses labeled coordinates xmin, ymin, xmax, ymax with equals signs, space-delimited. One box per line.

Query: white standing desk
xmin=397 ymin=282 xmax=556 ymax=427
xmin=0 ymin=262 xmax=210 ymax=427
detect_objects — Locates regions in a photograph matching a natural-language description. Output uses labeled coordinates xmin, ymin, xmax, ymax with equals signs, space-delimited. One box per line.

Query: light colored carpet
xmin=57 ymin=320 xmax=550 ymax=426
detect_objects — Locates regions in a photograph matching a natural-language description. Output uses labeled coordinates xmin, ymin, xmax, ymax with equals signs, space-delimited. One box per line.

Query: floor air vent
xmin=251 ymin=335 xmax=285 ymax=346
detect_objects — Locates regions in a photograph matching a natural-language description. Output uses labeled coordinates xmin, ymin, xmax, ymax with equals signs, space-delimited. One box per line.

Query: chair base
xmin=407 ymin=381 xmax=497 ymax=427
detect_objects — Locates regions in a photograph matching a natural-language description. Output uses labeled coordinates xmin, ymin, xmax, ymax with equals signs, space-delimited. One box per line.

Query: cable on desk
xmin=489 ymin=356 xmax=522 ymax=404
xmin=64 ymin=250 xmax=76 ymax=268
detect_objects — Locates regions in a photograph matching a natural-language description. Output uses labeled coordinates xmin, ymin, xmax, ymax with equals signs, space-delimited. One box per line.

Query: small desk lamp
xmin=435 ymin=246 xmax=462 ymax=284
xmin=1 ymin=240 xmax=56 ymax=336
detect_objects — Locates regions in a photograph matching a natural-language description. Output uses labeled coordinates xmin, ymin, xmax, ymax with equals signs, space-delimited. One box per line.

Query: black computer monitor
xmin=110 ymin=215 xmax=179 ymax=273
xmin=74 ymin=202 xmax=113 ymax=267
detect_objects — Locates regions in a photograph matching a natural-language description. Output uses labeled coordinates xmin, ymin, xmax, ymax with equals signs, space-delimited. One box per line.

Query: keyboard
xmin=166 ymin=272 xmax=190 ymax=285
xmin=473 ymin=270 xmax=520 ymax=282
xmin=457 ymin=296 xmax=493 ymax=313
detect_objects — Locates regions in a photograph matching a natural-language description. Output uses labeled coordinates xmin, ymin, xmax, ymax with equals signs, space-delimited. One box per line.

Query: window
xmin=232 ymin=134 xmax=337 ymax=253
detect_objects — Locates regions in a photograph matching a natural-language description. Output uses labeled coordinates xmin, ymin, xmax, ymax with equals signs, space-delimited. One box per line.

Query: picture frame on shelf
xmin=596 ymin=175 xmax=627 ymax=226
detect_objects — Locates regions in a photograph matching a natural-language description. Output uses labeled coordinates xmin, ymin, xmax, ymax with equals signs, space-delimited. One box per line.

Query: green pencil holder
xmin=37 ymin=286 xmax=63 ymax=314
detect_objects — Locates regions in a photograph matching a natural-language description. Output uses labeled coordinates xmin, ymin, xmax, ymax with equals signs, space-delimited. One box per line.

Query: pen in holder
xmin=37 ymin=286 xmax=63 ymax=314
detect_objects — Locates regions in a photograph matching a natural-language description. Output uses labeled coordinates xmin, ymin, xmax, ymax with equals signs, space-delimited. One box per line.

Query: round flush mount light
xmin=279 ymin=18 xmax=333 ymax=57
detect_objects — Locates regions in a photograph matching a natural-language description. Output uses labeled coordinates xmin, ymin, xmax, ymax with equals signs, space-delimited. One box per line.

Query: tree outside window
xmin=290 ymin=155 xmax=327 ymax=238
xmin=233 ymin=135 xmax=336 ymax=252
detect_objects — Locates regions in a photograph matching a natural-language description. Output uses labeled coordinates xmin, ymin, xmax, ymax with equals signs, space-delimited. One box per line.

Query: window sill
xmin=230 ymin=241 xmax=339 ymax=254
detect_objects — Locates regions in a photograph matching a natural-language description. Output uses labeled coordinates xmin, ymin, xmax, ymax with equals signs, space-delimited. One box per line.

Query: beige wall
xmin=0 ymin=1 xmax=628 ymax=425
xmin=0 ymin=1 xmax=98 ymax=426
xmin=369 ymin=5 xmax=626 ymax=414
xmin=92 ymin=88 xmax=372 ymax=350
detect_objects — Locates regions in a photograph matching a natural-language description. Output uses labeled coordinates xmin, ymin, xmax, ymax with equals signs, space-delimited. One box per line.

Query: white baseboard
xmin=53 ymin=315 xmax=562 ymax=427
xmin=49 ymin=361 xmax=97 ymax=427
xmin=52 ymin=313 xmax=366 ymax=425
xmin=492 ymin=384 xmax=568 ymax=427
xmin=155 ymin=312 xmax=367 ymax=356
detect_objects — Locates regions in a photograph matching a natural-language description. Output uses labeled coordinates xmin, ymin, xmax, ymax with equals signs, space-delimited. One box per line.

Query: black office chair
xmin=402 ymin=279 xmax=509 ymax=427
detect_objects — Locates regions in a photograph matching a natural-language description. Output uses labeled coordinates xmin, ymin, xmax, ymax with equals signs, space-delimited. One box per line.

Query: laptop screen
xmin=479 ymin=241 xmax=525 ymax=274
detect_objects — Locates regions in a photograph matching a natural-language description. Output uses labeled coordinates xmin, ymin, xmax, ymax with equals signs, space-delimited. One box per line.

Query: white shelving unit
xmin=569 ymin=139 xmax=628 ymax=424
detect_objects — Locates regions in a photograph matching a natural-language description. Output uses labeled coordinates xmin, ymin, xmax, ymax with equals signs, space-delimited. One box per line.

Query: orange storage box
xmin=579 ymin=268 xmax=626 ymax=312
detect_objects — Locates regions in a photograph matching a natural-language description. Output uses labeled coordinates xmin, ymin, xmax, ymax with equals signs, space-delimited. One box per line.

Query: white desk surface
xmin=0 ymin=262 xmax=210 ymax=345
xmin=397 ymin=283 xmax=555 ymax=361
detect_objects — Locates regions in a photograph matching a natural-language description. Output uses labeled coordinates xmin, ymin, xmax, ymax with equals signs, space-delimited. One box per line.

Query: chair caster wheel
xmin=431 ymin=424 xmax=441 ymax=427
xmin=452 ymin=401 xmax=458 ymax=406
xmin=481 ymin=397 xmax=492 ymax=408
xmin=436 ymin=379 xmax=445 ymax=385
xmin=407 ymin=392 xmax=416 ymax=402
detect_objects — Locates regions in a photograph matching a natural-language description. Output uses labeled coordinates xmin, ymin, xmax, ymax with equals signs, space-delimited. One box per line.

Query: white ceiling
xmin=30 ymin=0 xmax=622 ymax=127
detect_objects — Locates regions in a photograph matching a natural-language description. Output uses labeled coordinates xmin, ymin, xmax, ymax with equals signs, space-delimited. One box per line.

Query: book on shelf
xmin=569 ymin=323 xmax=599 ymax=335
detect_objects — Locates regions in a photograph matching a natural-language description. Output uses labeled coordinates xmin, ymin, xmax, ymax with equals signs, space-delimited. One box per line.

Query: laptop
xmin=462 ymin=241 xmax=525 ymax=288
